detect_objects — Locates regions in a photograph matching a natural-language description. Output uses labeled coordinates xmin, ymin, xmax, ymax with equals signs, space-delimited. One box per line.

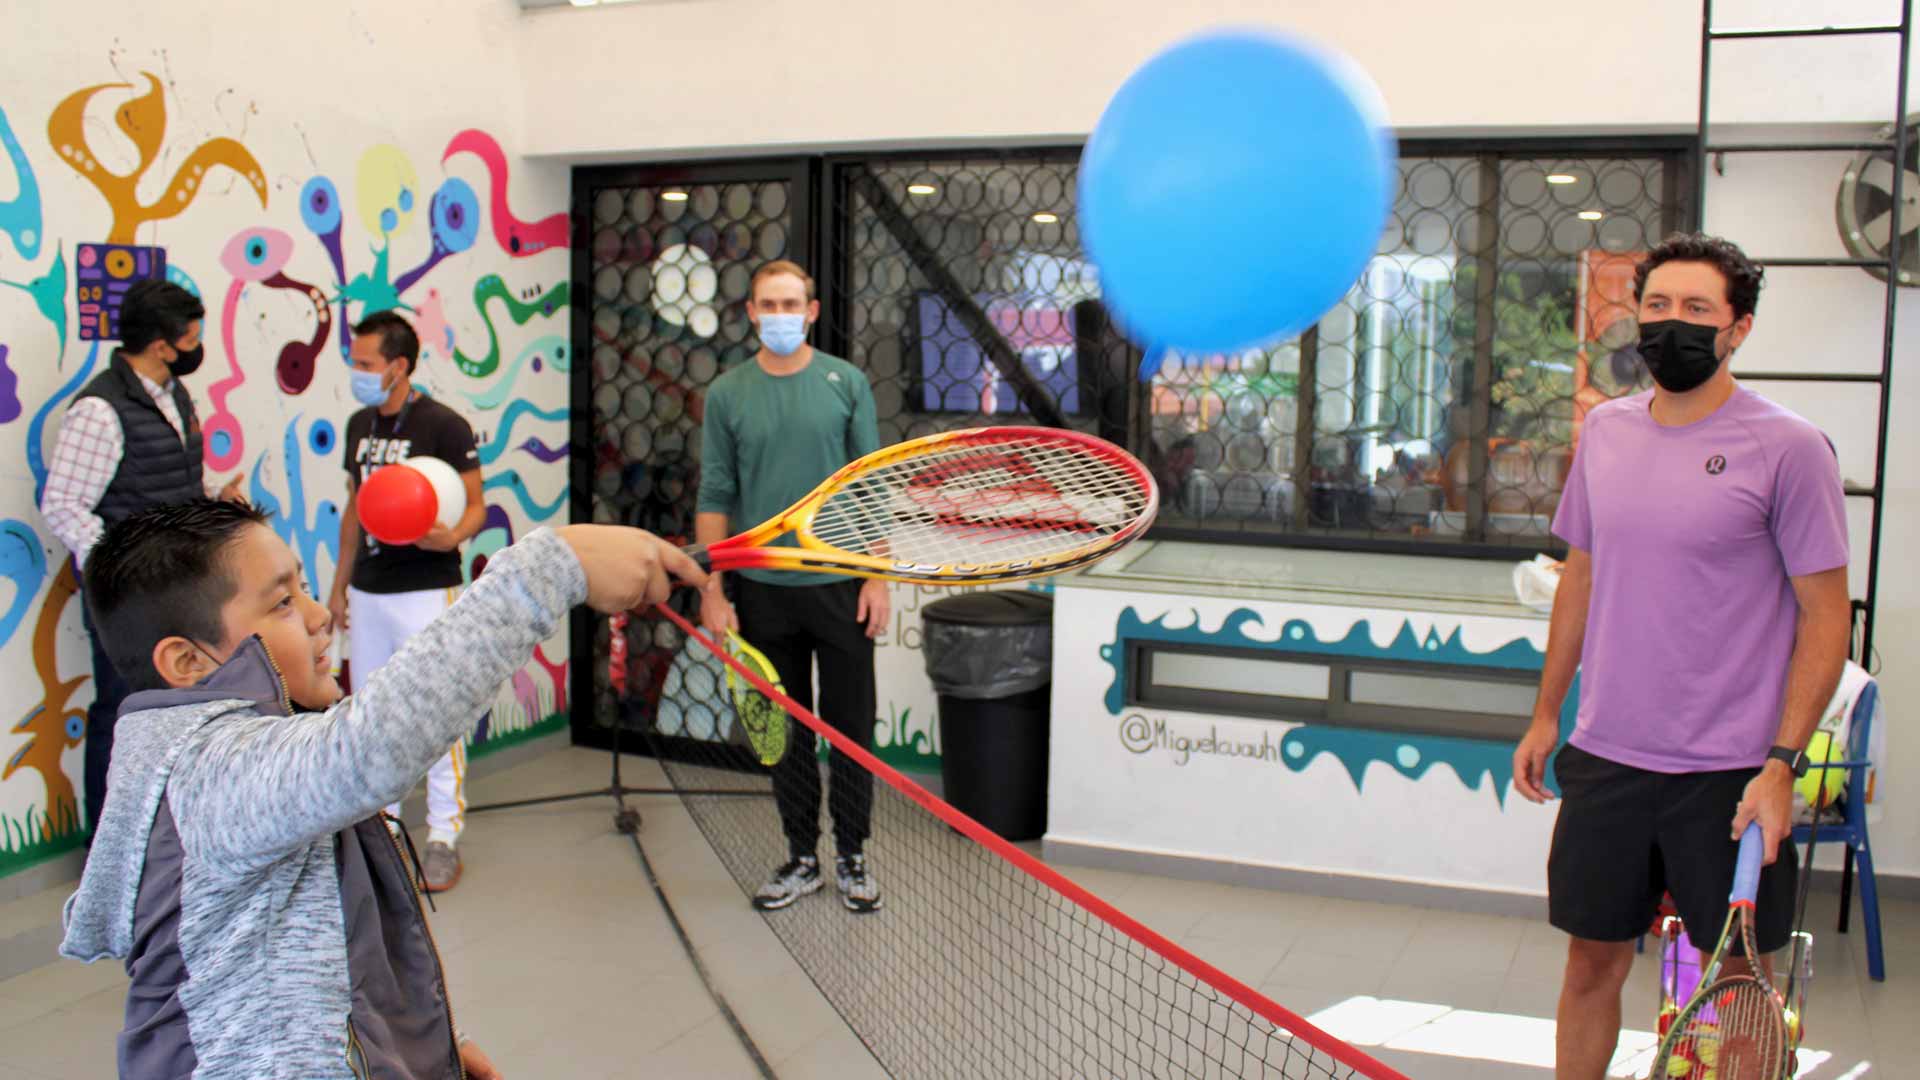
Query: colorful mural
xmin=0 ymin=65 xmax=572 ymax=878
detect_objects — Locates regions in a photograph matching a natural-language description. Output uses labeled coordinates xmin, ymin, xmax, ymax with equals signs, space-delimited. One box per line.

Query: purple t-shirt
xmin=1552 ymin=388 xmax=1848 ymax=773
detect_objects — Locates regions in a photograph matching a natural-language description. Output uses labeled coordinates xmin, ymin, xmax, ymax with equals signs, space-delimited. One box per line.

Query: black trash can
xmin=922 ymin=591 xmax=1053 ymax=841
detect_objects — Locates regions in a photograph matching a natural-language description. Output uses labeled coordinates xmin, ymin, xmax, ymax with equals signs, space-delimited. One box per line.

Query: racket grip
xmin=683 ymin=544 xmax=713 ymax=573
xmin=608 ymin=612 xmax=628 ymax=697
xmin=1731 ymin=821 xmax=1764 ymax=905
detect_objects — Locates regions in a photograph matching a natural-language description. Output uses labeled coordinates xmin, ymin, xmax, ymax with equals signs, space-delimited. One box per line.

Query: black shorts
xmin=1548 ymin=743 xmax=1796 ymax=954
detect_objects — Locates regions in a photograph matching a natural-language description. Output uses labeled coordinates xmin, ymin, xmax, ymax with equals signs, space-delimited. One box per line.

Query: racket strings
xmin=808 ymin=434 xmax=1151 ymax=566
xmin=1671 ymin=979 xmax=1787 ymax=1080
xmin=735 ymin=692 xmax=787 ymax=761
xmin=726 ymin=639 xmax=789 ymax=765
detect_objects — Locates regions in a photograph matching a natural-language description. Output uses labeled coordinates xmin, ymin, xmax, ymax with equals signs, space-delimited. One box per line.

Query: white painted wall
xmin=518 ymin=0 xmax=1912 ymax=159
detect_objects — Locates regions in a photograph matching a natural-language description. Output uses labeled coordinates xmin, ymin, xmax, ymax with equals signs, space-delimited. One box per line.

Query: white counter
xmin=1045 ymin=540 xmax=1573 ymax=910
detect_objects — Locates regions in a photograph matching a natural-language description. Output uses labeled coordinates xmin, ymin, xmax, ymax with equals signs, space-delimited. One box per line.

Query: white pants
xmin=348 ymin=586 xmax=468 ymax=848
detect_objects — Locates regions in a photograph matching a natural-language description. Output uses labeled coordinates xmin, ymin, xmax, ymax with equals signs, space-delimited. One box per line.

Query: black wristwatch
xmin=1767 ymin=745 xmax=1809 ymax=778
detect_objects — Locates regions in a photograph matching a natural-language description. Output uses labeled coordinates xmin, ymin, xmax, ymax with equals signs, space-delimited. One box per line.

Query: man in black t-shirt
xmin=328 ymin=311 xmax=484 ymax=892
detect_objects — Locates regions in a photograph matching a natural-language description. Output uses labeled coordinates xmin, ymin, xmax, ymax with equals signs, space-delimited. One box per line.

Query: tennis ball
xmin=1793 ymin=731 xmax=1845 ymax=809
xmin=1665 ymin=1054 xmax=1693 ymax=1077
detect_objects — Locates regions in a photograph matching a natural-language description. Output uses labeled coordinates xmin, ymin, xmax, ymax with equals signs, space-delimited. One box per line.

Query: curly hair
xmin=1633 ymin=233 xmax=1765 ymax=320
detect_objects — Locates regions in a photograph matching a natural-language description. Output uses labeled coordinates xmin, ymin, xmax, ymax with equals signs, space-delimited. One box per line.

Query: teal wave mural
xmin=1099 ymin=606 xmax=1579 ymax=805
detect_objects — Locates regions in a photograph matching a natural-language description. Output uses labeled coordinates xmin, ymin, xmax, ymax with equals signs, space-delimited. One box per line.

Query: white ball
xmin=402 ymin=455 xmax=468 ymax=530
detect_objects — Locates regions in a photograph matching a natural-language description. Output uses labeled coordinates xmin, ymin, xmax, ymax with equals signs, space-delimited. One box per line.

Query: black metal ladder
xmin=1695 ymin=0 xmax=1913 ymax=667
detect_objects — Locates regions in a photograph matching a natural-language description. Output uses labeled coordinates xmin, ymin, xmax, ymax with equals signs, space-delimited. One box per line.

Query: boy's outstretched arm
xmin=171 ymin=527 xmax=702 ymax=870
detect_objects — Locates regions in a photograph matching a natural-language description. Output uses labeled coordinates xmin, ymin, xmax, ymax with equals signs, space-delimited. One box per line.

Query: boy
xmin=62 ymin=500 xmax=702 ymax=1078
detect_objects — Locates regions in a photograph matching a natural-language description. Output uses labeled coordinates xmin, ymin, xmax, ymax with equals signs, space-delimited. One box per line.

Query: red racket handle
xmin=608 ymin=611 xmax=629 ymax=697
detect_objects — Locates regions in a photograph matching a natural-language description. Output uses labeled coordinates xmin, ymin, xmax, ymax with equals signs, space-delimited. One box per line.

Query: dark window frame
xmin=1127 ymin=639 xmax=1540 ymax=743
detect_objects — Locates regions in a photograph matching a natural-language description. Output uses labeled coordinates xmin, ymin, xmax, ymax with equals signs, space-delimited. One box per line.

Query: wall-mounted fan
xmin=1837 ymin=114 xmax=1920 ymax=286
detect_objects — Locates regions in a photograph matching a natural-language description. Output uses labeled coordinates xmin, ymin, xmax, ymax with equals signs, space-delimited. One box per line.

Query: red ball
xmin=358 ymin=463 xmax=437 ymax=546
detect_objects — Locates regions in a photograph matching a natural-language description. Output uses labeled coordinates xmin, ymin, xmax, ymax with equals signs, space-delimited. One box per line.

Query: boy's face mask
xmin=186 ymin=636 xmax=337 ymax=711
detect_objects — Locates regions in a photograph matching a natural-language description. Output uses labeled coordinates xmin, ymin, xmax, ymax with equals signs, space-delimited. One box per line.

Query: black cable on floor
xmin=624 ymin=824 xmax=780 ymax=1080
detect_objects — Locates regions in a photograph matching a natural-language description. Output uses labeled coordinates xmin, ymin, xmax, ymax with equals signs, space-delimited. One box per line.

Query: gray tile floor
xmin=0 ymin=746 xmax=1903 ymax=1078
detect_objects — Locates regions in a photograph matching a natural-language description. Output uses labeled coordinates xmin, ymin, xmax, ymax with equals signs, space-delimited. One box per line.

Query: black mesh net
xmin=633 ymin=602 xmax=1404 ymax=1080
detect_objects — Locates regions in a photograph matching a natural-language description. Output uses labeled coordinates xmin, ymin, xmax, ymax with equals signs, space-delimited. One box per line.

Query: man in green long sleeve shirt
xmin=697 ymin=259 xmax=888 ymax=914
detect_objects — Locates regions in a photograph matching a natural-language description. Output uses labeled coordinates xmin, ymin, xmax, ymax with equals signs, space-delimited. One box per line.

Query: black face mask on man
xmin=1636 ymin=319 xmax=1726 ymax=394
xmin=168 ymin=341 xmax=206 ymax=378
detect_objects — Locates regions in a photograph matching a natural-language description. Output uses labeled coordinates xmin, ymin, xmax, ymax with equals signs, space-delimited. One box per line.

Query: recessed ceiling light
xmin=1577 ymin=210 xmax=1604 ymax=221
xmin=907 ymin=183 xmax=938 ymax=196
xmin=1546 ymin=173 xmax=1578 ymax=185
xmin=1032 ymin=212 xmax=1060 ymax=224
xmin=661 ymin=190 xmax=690 ymax=202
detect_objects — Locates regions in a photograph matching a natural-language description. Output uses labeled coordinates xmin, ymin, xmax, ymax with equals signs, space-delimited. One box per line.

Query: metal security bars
xmin=819 ymin=143 xmax=1688 ymax=555
xmin=571 ymin=158 xmax=814 ymax=742
xmin=570 ymin=141 xmax=1690 ymax=741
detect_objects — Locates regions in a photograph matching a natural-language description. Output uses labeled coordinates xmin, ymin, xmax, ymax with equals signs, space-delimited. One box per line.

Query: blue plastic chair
xmin=1793 ymin=679 xmax=1884 ymax=982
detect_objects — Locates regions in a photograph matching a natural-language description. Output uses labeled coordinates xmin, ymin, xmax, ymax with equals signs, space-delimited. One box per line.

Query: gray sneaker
xmin=423 ymin=841 xmax=462 ymax=893
xmin=835 ymin=853 xmax=881 ymax=914
xmin=752 ymin=855 xmax=822 ymax=911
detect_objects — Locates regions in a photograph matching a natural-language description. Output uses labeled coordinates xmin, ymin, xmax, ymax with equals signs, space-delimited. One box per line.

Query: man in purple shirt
xmin=1512 ymin=233 xmax=1851 ymax=1079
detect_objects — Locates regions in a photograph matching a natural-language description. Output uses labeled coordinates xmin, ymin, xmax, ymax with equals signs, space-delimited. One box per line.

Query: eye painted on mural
xmin=221 ymin=227 xmax=294 ymax=280
xmin=431 ymin=177 xmax=481 ymax=255
xmin=301 ymin=176 xmax=343 ymax=236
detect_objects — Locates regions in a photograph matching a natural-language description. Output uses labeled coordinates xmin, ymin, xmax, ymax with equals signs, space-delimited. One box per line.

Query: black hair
xmin=117 ymin=279 xmax=206 ymax=354
xmin=1633 ymin=232 xmax=1766 ymax=321
xmin=83 ymin=499 xmax=272 ymax=693
xmin=351 ymin=310 xmax=421 ymax=375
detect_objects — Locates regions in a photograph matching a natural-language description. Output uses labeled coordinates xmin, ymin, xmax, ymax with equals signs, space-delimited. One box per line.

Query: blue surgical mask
xmin=758 ymin=313 xmax=808 ymax=357
xmin=350 ymin=369 xmax=390 ymax=407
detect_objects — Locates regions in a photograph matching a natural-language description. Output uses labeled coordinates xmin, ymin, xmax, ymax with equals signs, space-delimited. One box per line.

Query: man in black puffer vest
xmin=39 ymin=279 xmax=244 ymax=838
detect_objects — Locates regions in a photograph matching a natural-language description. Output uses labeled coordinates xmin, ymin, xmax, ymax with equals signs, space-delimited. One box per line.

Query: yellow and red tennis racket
xmin=688 ymin=426 xmax=1158 ymax=584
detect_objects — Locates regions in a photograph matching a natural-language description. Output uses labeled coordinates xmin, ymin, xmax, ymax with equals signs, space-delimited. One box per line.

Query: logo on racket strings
xmin=900 ymin=450 xmax=1127 ymax=534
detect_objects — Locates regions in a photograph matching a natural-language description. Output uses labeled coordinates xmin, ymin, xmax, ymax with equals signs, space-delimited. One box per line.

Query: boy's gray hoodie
xmin=61 ymin=528 xmax=587 ymax=1079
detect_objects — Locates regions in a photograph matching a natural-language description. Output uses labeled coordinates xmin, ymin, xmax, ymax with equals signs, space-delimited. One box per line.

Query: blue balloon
xmin=1081 ymin=30 xmax=1396 ymax=359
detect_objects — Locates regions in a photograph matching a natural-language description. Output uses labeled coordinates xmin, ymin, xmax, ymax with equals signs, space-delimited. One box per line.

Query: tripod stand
xmin=466 ymin=609 xmax=765 ymax=834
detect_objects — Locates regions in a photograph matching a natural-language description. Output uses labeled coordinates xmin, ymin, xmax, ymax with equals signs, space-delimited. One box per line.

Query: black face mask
xmin=1636 ymin=319 xmax=1725 ymax=394
xmin=168 ymin=341 xmax=205 ymax=377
